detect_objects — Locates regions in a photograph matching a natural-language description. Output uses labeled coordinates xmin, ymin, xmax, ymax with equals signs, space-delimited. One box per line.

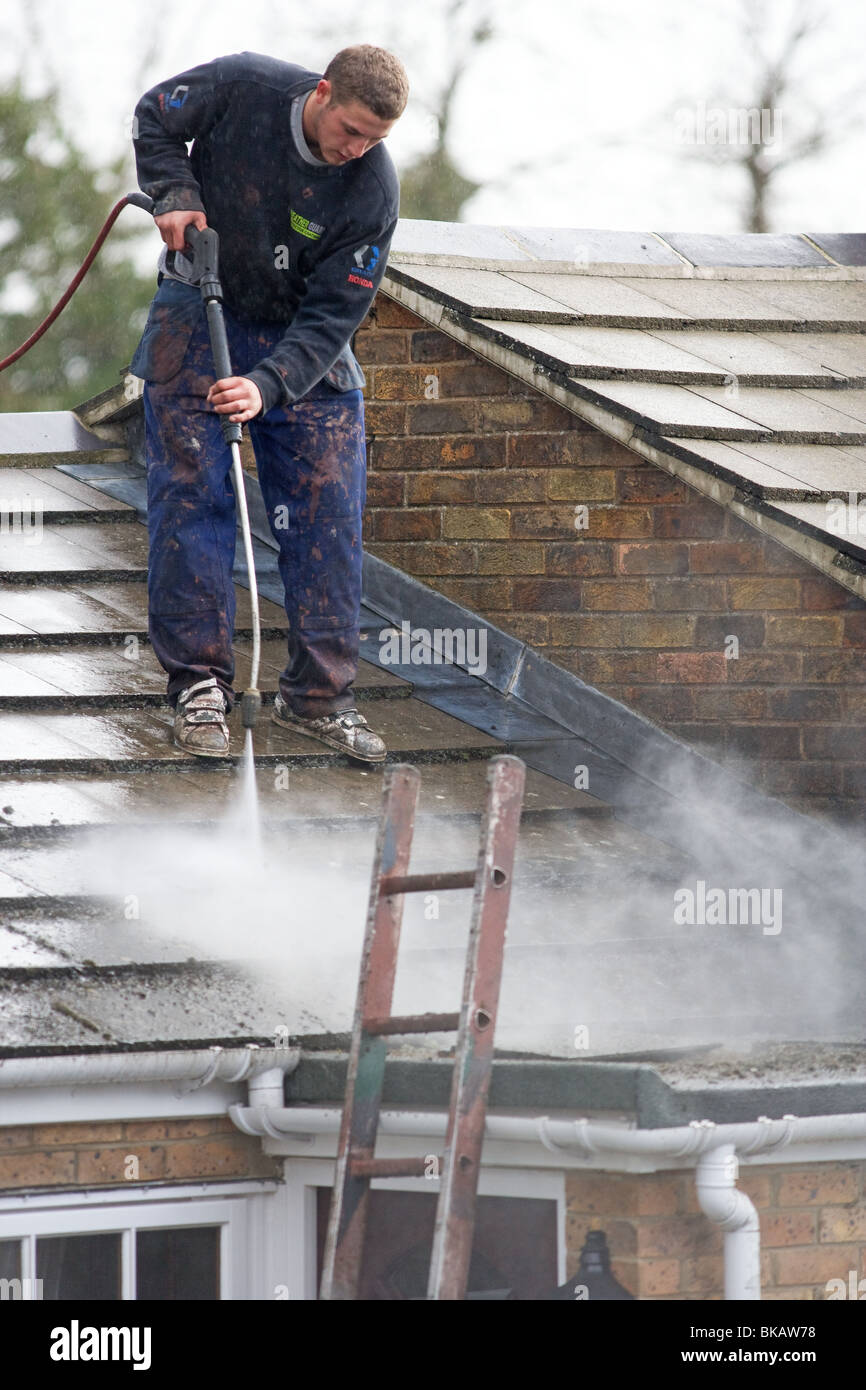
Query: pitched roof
xmin=384 ymin=222 xmax=866 ymax=600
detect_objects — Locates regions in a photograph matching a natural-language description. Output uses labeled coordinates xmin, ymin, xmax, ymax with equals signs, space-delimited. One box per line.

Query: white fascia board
xmin=0 ymin=1080 xmax=243 ymax=1128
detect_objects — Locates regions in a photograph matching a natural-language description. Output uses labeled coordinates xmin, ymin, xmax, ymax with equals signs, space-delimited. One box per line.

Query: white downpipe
xmin=247 ymin=1068 xmax=288 ymax=1110
xmin=696 ymin=1144 xmax=760 ymax=1301
xmin=0 ymin=1046 xmax=301 ymax=1090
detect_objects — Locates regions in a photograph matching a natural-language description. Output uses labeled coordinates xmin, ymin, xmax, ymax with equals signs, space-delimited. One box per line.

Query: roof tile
xmin=658 ymin=231 xmax=829 ymax=268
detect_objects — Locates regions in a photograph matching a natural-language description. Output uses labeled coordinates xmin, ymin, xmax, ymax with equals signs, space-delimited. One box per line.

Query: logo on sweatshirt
xmin=158 ymin=85 xmax=189 ymax=112
xmin=354 ymin=244 xmax=379 ymax=274
xmin=290 ymin=210 xmax=325 ymax=240
xmin=348 ymin=244 xmax=379 ymax=289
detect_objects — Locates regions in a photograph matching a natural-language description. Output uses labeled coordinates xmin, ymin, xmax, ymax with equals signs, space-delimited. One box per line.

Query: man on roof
xmin=131 ymin=46 xmax=408 ymax=760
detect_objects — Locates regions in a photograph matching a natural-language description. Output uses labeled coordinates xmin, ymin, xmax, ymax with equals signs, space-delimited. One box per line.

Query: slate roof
xmin=384 ymin=223 xmax=866 ymax=596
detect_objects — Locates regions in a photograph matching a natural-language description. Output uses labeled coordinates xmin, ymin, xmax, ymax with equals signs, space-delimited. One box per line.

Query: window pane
xmin=316 ymin=1189 xmax=557 ymax=1299
xmin=37 ymin=1234 xmax=121 ymax=1301
xmin=136 ymin=1226 xmax=220 ymax=1301
xmin=0 ymin=1240 xmax=23 ymax=1298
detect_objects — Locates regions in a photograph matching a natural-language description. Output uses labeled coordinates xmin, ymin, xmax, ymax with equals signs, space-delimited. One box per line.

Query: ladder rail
xmin=319 ymin=755 xmax=525 ymax=1302
xmin=427 ymin=755 xmax=525 ymax=1300
xmin=319 ymin=764 xmax=420 ymax=1301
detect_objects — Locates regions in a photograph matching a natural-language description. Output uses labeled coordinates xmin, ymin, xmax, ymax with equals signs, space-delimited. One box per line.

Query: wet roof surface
xmin=1 ymin=372 xmax=865 ymax=1107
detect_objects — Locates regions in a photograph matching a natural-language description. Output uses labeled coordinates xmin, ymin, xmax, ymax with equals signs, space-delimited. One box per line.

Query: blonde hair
xmin=324 ymin=45 xmax=409 ymax=121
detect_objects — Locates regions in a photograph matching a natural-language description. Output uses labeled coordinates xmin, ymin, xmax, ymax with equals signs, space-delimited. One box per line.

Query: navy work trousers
xmin=143 ymin=298 xmax=366 ymax=717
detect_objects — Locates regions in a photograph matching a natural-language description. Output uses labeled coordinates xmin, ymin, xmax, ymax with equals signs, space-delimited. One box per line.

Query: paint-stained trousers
xmin=142 ymin=294 xmax=366 ymax=716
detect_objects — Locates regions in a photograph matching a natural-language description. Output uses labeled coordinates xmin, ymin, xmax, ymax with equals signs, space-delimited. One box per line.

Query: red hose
xmin=0 ymin=194 xmax=150 ymax=375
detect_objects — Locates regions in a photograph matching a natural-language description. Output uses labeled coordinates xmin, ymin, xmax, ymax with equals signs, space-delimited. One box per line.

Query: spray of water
xmin=72 ymin=724 xmax=866 ymax=1063
xmin=236 ymin=728 xmax=261 ymax=850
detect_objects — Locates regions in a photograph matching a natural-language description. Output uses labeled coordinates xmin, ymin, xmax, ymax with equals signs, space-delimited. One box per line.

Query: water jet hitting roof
xmin=2 ymin=226 xmax=866 ymax=1115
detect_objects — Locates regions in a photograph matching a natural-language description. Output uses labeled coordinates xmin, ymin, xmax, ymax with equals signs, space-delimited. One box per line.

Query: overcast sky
xmin=3 ymin=0 xmax=866 ymax=237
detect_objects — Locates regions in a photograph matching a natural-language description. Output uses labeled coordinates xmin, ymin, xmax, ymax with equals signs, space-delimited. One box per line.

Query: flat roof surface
xmin=1 ymin=373 xmax=864 ymax=1096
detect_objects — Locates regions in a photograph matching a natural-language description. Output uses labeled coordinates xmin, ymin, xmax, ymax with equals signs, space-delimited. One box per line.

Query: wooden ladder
xmin=319 ymin=754 xmax=525 ymax=1301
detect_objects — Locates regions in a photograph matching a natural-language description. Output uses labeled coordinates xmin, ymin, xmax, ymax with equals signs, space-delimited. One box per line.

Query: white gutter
xmin=229 ymin=1105 xmax=866 ymax=1153
xmin=230 ymin=1104 xmax=866 ymax=1300
xmin=0 ymin=1046 xmax=301 ymax=1090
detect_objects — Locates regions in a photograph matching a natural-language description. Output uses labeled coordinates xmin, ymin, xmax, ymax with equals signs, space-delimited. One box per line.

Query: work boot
xmin=173 ymin=676 xmax=230 ymax=758
xmin=272 ymin=692 xmax=386 ymax=764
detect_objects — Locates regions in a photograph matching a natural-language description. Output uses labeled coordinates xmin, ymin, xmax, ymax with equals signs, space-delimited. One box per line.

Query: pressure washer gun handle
xmin=183 ymin=225 xmax=222 ymax=303
xmin=183 ymin=226 xmax=243 ymax=447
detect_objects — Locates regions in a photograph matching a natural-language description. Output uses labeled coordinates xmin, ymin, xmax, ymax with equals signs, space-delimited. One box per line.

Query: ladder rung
xmin=380 ymin=870 xmax=476 ymax=895
xmin=349 ymin=1155 xmax=441 ymax=1179
xmin=364 ymin=1011 xmax=461 ymax=1036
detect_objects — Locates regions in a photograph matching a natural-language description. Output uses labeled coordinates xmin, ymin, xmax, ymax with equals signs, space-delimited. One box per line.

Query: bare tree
xmin=390 ymin=0 xmax=495 ymax=220
xmin=678 ymin=0 xmax=864 ymax=232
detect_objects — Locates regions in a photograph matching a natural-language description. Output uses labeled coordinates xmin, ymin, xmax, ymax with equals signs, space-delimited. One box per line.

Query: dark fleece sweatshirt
xmin=133 ymin=51 xmax=400 ymax=411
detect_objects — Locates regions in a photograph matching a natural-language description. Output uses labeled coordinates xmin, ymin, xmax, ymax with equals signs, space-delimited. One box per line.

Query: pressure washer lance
xmin=178 ymin=223 xmax=262 ymax=730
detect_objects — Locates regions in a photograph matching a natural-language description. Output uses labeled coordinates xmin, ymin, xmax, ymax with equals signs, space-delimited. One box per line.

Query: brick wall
xmin=566 ymin=1161 xmax=866 ymax=1300
xmin=0 ymin=1117 xmax=279 ymax=1189
xmin=357 ymin=297 xmax=866 ymax=819
xmin=4 ymin=1111 xmax=864 ymax=1297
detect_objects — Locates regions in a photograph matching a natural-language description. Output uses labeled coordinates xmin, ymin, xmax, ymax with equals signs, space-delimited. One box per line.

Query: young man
xmin=131 ymin=46 xmax=408 ymax=760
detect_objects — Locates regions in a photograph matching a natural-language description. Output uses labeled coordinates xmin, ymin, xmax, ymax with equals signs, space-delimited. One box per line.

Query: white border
xmin=0 ymin=1082 xmax=243 ymax=1128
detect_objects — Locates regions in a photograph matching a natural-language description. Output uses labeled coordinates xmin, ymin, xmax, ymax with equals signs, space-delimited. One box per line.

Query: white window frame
xmin=0 ymin=1180 xmax=288 ymax=1300
xmin=0 ymin=1165 xmax=566 ymax=1301
xmin=280 ymin=1158 xmax=566 ymax=1300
